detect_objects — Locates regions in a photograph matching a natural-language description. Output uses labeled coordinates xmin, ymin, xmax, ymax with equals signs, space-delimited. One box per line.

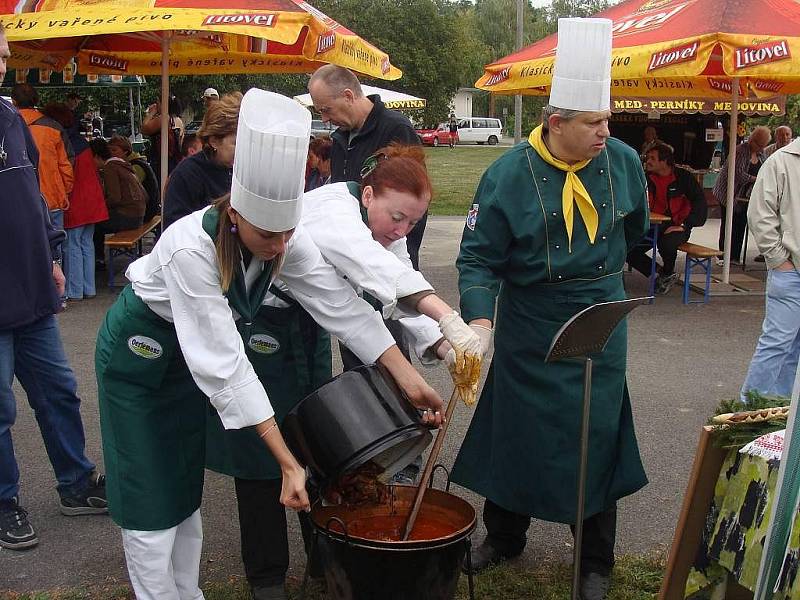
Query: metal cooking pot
xmin=282 ymin=364 xmax=433 ymax=482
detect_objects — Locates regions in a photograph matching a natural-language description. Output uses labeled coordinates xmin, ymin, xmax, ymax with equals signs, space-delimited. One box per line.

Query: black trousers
xmin=717 ymin=203 xmax=749 ymax=263
xmin=93 ymin=211 xmax=143 ymax=259
xmin=627 ymin=226 xmax=691 ymax=277
xmin=233 ymin=477 xmax=321 ymax=588
xmin=482 ymin=499 xmax=617 ymax=576
xmin=405 ymin=211 xmax=428 ymax=271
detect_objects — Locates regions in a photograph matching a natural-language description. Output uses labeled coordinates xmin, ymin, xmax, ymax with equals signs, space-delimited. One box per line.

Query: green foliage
xmin=707 ymin=391 xmax=791 ymax=449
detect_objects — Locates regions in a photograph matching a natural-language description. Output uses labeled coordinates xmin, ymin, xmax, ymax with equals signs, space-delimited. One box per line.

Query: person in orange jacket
xmin=11 ymin=84 xmax=74 ymax=234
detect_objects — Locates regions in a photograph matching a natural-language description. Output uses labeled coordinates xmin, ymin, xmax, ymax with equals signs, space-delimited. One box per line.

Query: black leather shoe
xmin=580 ymin=572 xmax=610 ymax=600
xmin=462 ymin=541 xmax=518 ymax=574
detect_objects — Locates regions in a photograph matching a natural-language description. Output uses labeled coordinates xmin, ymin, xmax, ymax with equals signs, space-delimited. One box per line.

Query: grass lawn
xmin=426 ymin=146 xmax=508 ymax=216
xmin=5 ymin=554 xmax=664 ymax=600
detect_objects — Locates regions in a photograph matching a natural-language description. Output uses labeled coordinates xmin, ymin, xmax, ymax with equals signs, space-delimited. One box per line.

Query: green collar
xmin=201 ymin=207 xmax=275 ymax=322
xmin=345 ymin=181 xmax=369 ymax=226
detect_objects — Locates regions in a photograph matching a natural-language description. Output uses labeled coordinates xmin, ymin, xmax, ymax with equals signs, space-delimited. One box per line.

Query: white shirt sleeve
xmin=280 ymin=224 xmax=396 ymax=364
xmin=161 ymin=247 xmax=274 ymax=430
xmin=302 ymin=185 xmax=433 ymax=320
xmin=399 ymin=313 xmax=445 ymax=365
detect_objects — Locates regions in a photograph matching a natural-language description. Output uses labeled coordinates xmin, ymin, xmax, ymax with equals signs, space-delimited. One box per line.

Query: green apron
xmin=204 ymin=283 xmax=331 ymax=480
xmin=451 ymin=139 xmax=649 ymax=525
xmin=96 ymin=285 xmax=203 ymax=531
xmin=201 ymin=208 xmax=331 ymax=480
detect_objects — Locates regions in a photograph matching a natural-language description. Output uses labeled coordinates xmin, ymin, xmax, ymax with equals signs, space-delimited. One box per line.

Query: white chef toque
xmin=548 ymin=18 xmax=613 ymax=112
xmin=231 ymin=88 xmax=311 ymax=232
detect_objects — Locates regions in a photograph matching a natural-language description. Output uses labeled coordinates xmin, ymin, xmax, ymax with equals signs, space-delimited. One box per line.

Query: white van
xmin=457 ymin=117 xmax=503 ymax=145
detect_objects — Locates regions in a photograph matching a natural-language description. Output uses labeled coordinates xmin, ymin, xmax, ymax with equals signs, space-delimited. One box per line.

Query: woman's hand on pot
xmin=378 ymin=346 xmax=444 ymax=426
xmin=280 ymin=461 xmax=310 ymax=512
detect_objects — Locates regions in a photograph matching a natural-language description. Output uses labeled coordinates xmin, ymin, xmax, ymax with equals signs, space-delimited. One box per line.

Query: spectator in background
xmin=162 ymin=92 xmax=238 ymax=228
xmin=448 ymin=115 xmax=458 ymax=148
xmin=63 ymin=114 xmax=108 ymax=302
xmin=740 ymin=137 xmax=800 ymax=402
xmin=765 ymin=125 xmax=793 ymax=158
xmin=202 ymin=87 xmax=219 ymax=111
xmin=141 ymin=95 xmax=184 ymax=186
xmin=308 ymin=65 xmax=427 ymax=270
xmin=64 ymin=93 xmax=82 ymax=138
xmin=90 ymin=138 xmax=146 ymax=265
xmin=305 ymin=137 xmax=332 ymax=191
xmin=640 ymin=125 xmax=660 ymax=160
xmin=713 ymin=126 xmax=771 ymax=264
xmin=627 ymin=143 xmax=707 ymax=294
xmin=11 ymin=84 xmax=74 ymax=232
xmin=0 ymin=29 xmax=107 ymax=552
xmin=107 ymin=135 xmax=160 ymax=222
xmin=181 ymin=133 xmax=203 ymax=159
xmin=41 ymin=102 xmax=76 ymax=165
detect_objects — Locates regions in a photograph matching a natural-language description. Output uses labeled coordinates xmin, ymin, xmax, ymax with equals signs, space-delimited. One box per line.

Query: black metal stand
xmin=544 ymin=296 xmax=651 ymax=600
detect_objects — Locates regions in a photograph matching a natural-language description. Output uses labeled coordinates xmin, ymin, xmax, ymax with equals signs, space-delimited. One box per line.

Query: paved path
xmin=1 ymin=217 xmax=769 ymax=593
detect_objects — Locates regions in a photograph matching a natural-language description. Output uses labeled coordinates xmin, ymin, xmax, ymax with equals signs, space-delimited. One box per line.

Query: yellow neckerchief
xmin=528 ymin=125 xmax=598 ymax=252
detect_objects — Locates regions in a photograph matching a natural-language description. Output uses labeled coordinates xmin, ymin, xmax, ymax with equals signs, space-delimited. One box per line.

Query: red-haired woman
xmin=300 ymin=143 xmax=490 ymax=376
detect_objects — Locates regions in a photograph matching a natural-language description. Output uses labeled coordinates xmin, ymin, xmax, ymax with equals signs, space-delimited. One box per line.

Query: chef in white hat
xmin=94 ymin=88 xmax=448 ymax=599
xmin=449 ymin=18 xmax=650 ymax=600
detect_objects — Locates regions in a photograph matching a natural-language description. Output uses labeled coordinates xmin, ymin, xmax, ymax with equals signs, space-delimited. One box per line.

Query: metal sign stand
xmin=545 ymin=296 xmax=651 ymax=600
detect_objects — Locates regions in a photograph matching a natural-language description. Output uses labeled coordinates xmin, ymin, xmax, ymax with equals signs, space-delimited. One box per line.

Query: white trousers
xmin=121 ymin=509 xmax=205 ymax=600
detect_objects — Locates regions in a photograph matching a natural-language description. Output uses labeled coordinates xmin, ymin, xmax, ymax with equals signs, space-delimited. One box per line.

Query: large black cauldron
xmin=308 ymin=483 xmax=476 ymax=600
xmin=282 ymin=364 xmax=432 ymax=483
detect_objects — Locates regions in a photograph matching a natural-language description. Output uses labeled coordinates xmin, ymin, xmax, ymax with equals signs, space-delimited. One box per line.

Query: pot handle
xmin=429 ymin=464 xmax=452 ymax=492
xmin=325 ymin=516 xmax=353 ymax=546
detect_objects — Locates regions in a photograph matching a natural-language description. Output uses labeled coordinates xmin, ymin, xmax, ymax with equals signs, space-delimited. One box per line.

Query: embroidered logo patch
xmin=248 ymin=334 xmax=280 ymax=355
xmin=466 ymin=204 xmax=479 ymax=231
xmin=127 ymin=335 xmax=163 ymax=360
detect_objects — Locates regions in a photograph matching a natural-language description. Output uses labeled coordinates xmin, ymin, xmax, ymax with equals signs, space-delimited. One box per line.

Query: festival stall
xmin=295 ymin=84 xmax=427 ymax=112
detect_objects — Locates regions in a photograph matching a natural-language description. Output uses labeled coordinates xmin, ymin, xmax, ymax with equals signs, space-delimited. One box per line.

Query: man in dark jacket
xmin=627 ymin=142 xmax=707 ymax=294
xmin=307 ymin=65 xmax=427 ymax=269
xmin=0 ymin=29 xmax=107 ymax=552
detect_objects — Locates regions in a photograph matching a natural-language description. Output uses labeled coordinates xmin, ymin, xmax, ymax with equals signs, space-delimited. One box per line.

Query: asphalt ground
xmin=0 ymin=217 xmax=769 ymax=593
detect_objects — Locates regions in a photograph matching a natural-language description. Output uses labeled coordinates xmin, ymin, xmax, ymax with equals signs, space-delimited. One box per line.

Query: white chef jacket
xmin=300 ymin=182 xmax=443 ymax=363
xmin=125 ymin=208 xmax=395 ymax=431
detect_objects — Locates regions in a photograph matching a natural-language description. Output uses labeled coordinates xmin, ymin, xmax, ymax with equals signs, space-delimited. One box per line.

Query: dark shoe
xmin=60 ymin=471 xmax=108 ymax=516
xmin=0 ymin=497 xmax=39 ymax=550
xmin=754 ymin=254 xmax=765 ymax=263
xmin=656 ymin=272 xmax=679 ymax=295
xmin=580 ymin=572 xmax=611 ymax=600
xmin=462 ymin=541 xmax=517 ymax=574
xmin=251 ymin=584 xmax=288 ymax=600
xmin=390 ymin=463 xmax=420 ymax=485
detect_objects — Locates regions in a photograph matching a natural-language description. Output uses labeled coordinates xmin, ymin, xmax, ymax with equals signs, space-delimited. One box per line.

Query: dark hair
xmin=11 ymin=83 xmax=38 ymax=109
xmin=648 ymin=142 xmax=675 ymax=166
xmin=42 ymin=102 xmax=75 ymax=129
xmin=108 ymin=134 xmax=132 ymax=155
xmin=89 ymin=138 xmax=112 ymax=160
xmin=167 ymin=95 xmax=183 ymax=117
xmin=198 ymin=92 xmax=242 ymax=152
xmin=361 ymin=143 xmax=432 ymax=200
xmin=181 ymin=133 xmax=200 ymax=157
xmin=309 ymin=137 xmax=332 ymax=162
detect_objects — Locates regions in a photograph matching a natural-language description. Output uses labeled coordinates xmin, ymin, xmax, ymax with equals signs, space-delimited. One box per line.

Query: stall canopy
xmin=0 ymin=1 xmax=402 ymax=80
xmin=612 ymin=95 xmax=785 ymax=115
xmin=295 ymin=84 xmax=426 ymax=111
xmin=474 ymin=0 xmax=800 ymax=285
xmin=2 ymin=67 xmax=145 ymax=88
xmin=476 ymin=0 xmax=800 ymax=98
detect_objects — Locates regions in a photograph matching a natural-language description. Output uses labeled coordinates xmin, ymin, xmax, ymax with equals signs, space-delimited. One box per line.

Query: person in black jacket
xmin=307 ymin=65 xmax=427 ymax=269
xmin=0 ymin=31 xmax=107 ymax=552
xmin=627 ymin=142 xmax=707 ymax=294
xmin=162 ymin=93 xmax=239 ymax=228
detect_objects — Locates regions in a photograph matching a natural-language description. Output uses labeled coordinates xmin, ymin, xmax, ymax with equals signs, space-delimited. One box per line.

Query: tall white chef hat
xmin=548 ymin=17 xmax=613 ymax=112
xmin=231 ymin=88 xmax=311 ymax=232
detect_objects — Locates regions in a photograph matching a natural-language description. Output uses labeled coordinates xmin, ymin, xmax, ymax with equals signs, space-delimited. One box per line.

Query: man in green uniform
xmin=451 ymin=18 xmax=649 ymax=600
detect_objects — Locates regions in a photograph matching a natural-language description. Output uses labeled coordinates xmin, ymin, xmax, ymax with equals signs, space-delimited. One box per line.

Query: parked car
xmin=417 ymin=123 xmax=458 ymax=147
xmin=311 ymin=119 xmax=336 ymax=138
xmin=184 ymin=120 xmax=202 ymax=136
xmin=456 ymin=117 xmax=503 ymax=145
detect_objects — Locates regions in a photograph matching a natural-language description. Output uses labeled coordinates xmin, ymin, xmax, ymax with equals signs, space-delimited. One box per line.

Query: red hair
xmin=361 ymin=143 xmax=432 ymax=200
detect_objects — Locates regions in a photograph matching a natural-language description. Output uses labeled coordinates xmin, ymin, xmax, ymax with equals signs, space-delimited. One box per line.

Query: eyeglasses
xmin=360 ymin=152 xmax=389 ymax=179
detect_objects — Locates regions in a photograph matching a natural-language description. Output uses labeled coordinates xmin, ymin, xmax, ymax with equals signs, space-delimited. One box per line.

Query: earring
xmin=230 ymin=224 xmax=238 ymax=234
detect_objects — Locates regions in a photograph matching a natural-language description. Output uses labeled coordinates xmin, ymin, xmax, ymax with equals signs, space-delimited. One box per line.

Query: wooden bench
xmin=678 ymin=242 xmax=723 ymax=304
xmin=105 ymin=215 xmax=162 ymax=288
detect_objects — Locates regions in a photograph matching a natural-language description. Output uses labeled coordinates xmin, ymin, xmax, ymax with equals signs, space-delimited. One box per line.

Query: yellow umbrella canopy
xmin=477 ymin=0 xmax=800 ymax=99
xmin=0 ymin=0 xmax=401 ymax=80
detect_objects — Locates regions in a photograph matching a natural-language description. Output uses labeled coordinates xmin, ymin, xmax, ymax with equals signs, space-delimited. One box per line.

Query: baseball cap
xmin=202 ymin=87 xmax=219 ymax=99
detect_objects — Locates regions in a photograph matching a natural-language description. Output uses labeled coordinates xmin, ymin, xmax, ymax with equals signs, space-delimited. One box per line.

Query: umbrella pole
xmin=129 ymin=88 xmax=135 ymax=141
xmin=160 ymin=33 xmax=171 ymax=220
xmin=721 ymin=77 xmax=739 ymax=285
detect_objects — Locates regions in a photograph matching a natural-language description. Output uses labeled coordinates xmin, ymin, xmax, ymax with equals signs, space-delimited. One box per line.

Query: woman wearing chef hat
xmin=94 ymin=89 xmax=463 ymax=599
